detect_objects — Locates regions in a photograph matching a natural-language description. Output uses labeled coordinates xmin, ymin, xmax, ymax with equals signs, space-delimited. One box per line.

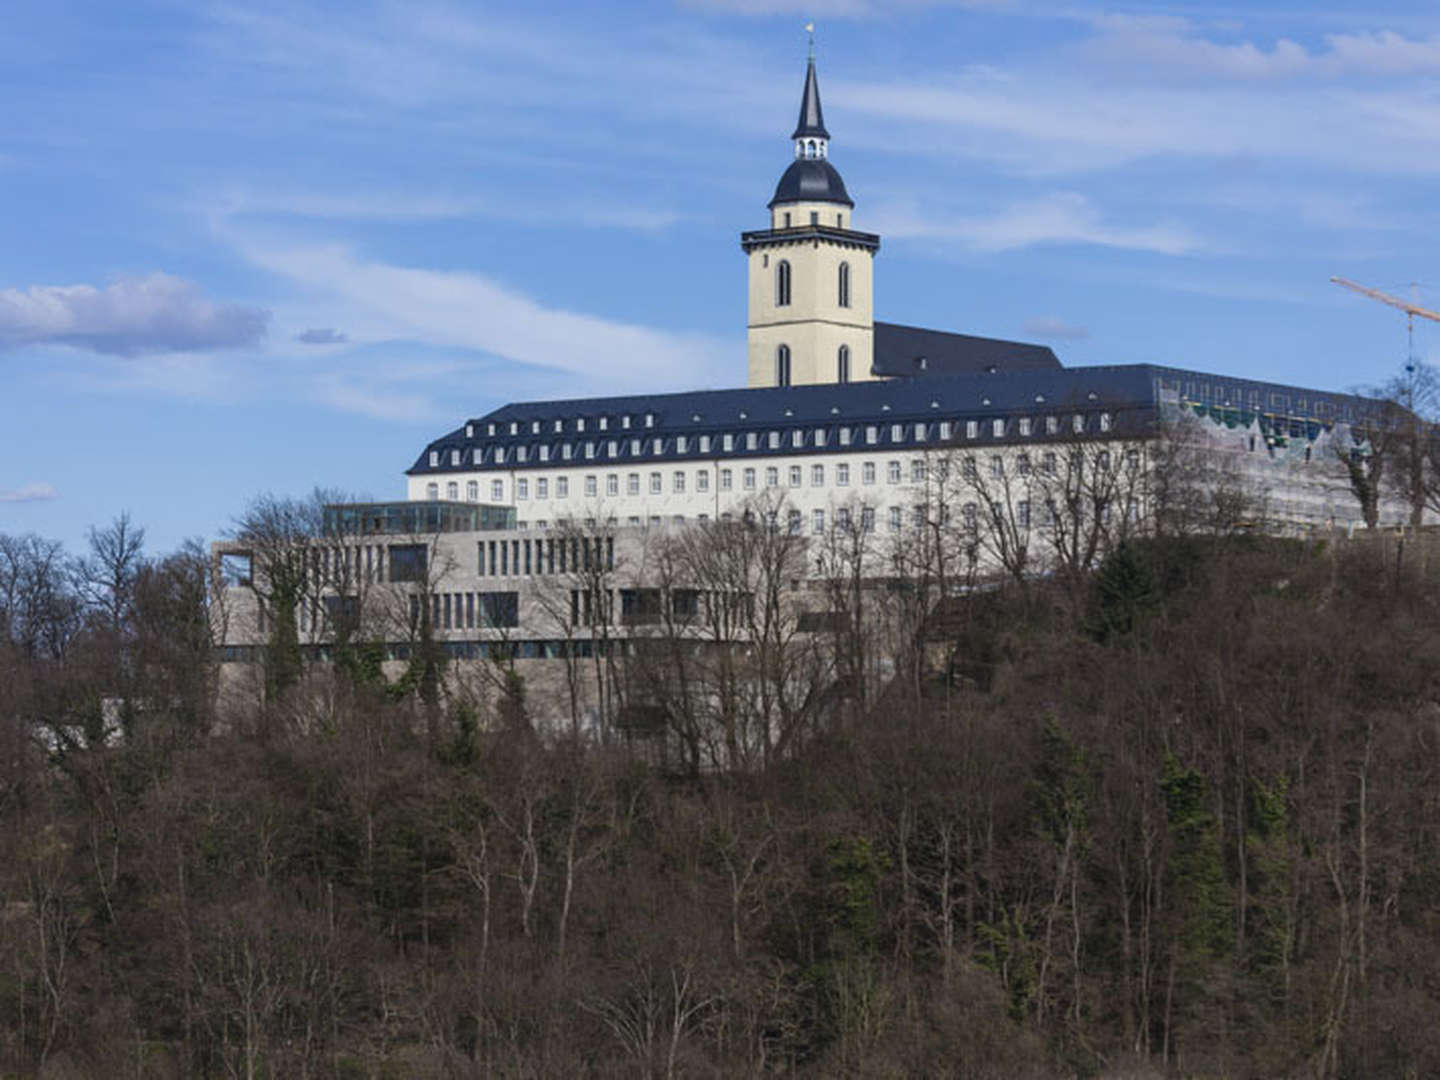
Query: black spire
xmin=790 ymin=56 xmax=830 ymax=141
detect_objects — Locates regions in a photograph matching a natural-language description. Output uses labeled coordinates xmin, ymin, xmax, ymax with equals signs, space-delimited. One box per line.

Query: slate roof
xmin=872 ymin=322 xmax=1061 ymax=377
xmin=769 ymin=159 xmax=853 ymax=208
xmin=791 ymin=56 xmax=829 ymax=140
xmin=407 ymin=363 xmax=1383 ymax=478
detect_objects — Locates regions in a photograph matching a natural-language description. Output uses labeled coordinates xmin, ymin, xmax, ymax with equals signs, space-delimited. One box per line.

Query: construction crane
xmin=1331 ymin=276 xmax=1440 ymax=373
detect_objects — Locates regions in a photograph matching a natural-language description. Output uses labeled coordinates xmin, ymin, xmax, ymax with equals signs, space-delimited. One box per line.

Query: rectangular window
xmin=516 ymin=446 xmax=527 ymax=463
xmin=863 ymin=461 xmax=876 ymax=485
xmin=627 ymin=473 xmax=640 ymax=495
xmin=992 ymin=418 xmax=1005 ymax=438
xmin=584 ymin=442 xmax=595 ymax=459
xmin=891 ymin=423 xmax=904 ymax=442
xmin=561 ymin=445 xmax=572 ymax=460
xmin=1018 ymin=500 xmax=1031 ymax=528
xmin=966 ymin=420 xmax=978 ymax=439
xmin=1073 ymin=414 xmax=1085 ymax=434
xmin=599 ymin=417 xmax=608 ymax=431
xmin=517 ymin=479 xmax=529 ymax=500
xmin=865 ymin=425 xmax=878 ymax=445
xmin=914 ymin=422 xmax=926 ymax=441
xmin=787 ymin=509 xmax=802 ymax=534
xmin=766 ymin=466 xmax=779 ymax=488
xmin=811 ymin=464 xmax=824 ymax=486
xmin=812 ymin=509 xmax=825 ymax=534
xmin=836 ymin=507 xmax=851 ymax=530
xmin=556 ymin=477 xmax=569 ymax=498
xmin=1017 ymin=454 xmax=1031 ymax=476
xmin=789 ymin=465 xmax=802 ymax=487
xmin=491 ymin=479 xmax=504 ymax=501
xmin=699 ymin=435 xmax=711 ymax=453
xmin=837 ymin=463 xmax=850 ymax=486
xmin=939 ymin=421 xmax=952 ymax=439
xmin=537 ymin=477 xmax=549 ymax=499
xmin=888 ymin=461 xmax=901 ymax=484
xmin=480 ymin=591 xmax=520 ymax=629
xmin=607 ymin=474 xmax=619 ymax=496
xmin=1019 ymin=417 xmax=1032 ymax=436
xmin=1100 ymin=412 xmax=1113 ymax=432
xmin=677 ymin=436 xmax=688 ymax=453
xmin=769 ymin=431 xmax=781 ymax=449
xmin=673 ymin=471 xmax=686 ymax=493
xmin=697 ymin=470 xmax=710 ymax=492
xmin=653 ymin=438 xmax=663 ymax=454
xmin=650 ymin=472 xmax=662 ymax=494
xmin=862 ymin=506 xmax=875 ymax=532
xmin=746 ymin=433 xmax=758 ymax=450
xmin=1047 ymin=415 xmax=1059 ymax=434
xmin=889 ymin=506 xmax=902 ymax=532
xmin=585 ymin=475 xmax=597 ymax=497
xmin=389 ymin=543 xmax=427 ymax=583
xmin=791 ymin=430 xmax=803 ymax=448
xmin=991 ymin=456 xmax=1003 ymax=479
xmin=539 ymin=446 xmax=550 ymax=462
xmin=720 ymin=468 xmax=732 ymax=490
xmin=911 ymin=460 xmax=925 ymax=483
xmin=723 ymin=433 xmax=734 ymax=451
xmin=428 ymin=450 xmax=439 ymax=467
xmin=630 ymin=438 xmax=642 ymax=455
xmin=744 ymin=468 xmax=756 ymax=490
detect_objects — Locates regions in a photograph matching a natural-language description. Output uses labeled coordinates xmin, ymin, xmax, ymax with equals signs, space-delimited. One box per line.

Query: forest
xmin=3 ymin=509 xmax=1440 ymax=1079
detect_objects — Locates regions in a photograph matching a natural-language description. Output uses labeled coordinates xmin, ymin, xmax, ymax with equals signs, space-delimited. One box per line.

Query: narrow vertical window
xmin=837 ymin=345 xmax=850 ymax=384
xmin=776 ymin=344 xmax=792 ymax=387
xmin=838 ymin=262 xmax=850 ymax=308
xmin=775 ymin=260 xmax=791 ymax=306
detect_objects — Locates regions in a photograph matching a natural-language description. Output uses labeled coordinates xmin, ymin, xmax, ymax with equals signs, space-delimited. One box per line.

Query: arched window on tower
xmin=838 ymin=262 xmax=850 ymax=308
xmin=807 ymin=139 xmax=817 ymax=159
xmin=776 ymin=345 xmax=792 ymax=387
xmin=775 ymin=260 xmax=791 ymax=306
xmin=837 ymin=345 xmax=850 ymax=384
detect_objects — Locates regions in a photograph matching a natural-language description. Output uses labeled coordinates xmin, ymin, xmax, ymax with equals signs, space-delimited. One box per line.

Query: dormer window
xmin=487 ymin=423 xmax=496 ymax=436
xmin=509 ymin=422 xmax=518 ymax=435
xmin=428 ymin=450 xmax=439 ymax=467
xmin=622 ymin=415 xmax=631 ymax=429
xmin=645 ymin=413 xmax=655 ymax=428
xmin=532 ymin=420 xmax=541 ymax=434
xmin=577 ymin=418 xmax=586 ymax=432
xmin=465 ymin=424 xmax=474 ymax=438
xmin=473 ymin=449 xmax=483 ymax=465
xmin=450 ymin=449 xmax=460 ymax=466
xmin=598 ymin=417 xmax=608 ymax=431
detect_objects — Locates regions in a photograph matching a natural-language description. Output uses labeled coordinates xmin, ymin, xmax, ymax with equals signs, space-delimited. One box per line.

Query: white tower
xmin=742 ymin=52 xmax=879 ymax=388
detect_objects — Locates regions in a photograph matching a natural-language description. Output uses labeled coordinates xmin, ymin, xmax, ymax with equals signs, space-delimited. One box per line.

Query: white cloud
xmin=295 ymin=327 xmax=348 ymax=345
xmin=231 ymin=237 xmax=735 ymax=393
xmin=1079 ymin=16 xmax=1440 ymax=82
xmin=0 ymin=274 xmax=268 ymax=356
xmin=872 ymin=192 xmax=1201 ymax=255
xmin=0 ymin=483 xmax=58 ymax=503
xmin=681 ymin=0 xmax=1010 ymax=15
xmin=1022 ymin=316 xmax=1089 ymax=340
xmin=214 ymin=188 xmax=683 ymax=232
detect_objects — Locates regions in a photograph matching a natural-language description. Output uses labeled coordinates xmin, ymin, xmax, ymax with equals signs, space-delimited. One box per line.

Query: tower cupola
xmin=791 ymin=54 xmax=830 ymax=160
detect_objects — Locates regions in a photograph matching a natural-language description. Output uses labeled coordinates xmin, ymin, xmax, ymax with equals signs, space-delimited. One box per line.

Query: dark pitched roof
xmin=769 ymin=159 xmax=853 ymax=208
xmin=408 ymin=365 xmax=1168 ymax=475
xmin=791 ymin=56 xmax=829 ymax=140
xmin=872 ymin=322 xmax=1062 ymax=377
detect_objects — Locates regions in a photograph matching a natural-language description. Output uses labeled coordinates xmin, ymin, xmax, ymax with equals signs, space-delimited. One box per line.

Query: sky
xmin=6 ymin=0 xmax=1440 ymax=556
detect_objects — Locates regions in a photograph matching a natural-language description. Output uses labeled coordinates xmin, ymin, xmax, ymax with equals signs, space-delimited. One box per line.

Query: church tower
xmin=742 ymin=51 xmax=880 ymax=388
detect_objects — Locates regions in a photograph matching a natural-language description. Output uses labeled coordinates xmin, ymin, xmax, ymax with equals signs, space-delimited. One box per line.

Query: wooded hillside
xmin=3 ymin=520 xmax=1440 ymax=1078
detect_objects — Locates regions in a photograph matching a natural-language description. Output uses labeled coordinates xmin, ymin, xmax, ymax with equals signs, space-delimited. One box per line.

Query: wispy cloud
xmin=295 ymin=327 xmax=348 ymax=345
xmin=682 ymin=0 xmax=1012 ymax=15
xmin=231 ymin=238 xmax=733 ymax=391
xmin=873 ymin=192 xmax=1201 ymax=255
xmin=214 ymin=189 xmax=683 ymax=232
xmin=0 ymin=483 xmax=58 ymax=503
xmin=0 ymin=274 xmax=268 ymax=356
xmin=1022 ymin=316 xmax=1089 ymax=341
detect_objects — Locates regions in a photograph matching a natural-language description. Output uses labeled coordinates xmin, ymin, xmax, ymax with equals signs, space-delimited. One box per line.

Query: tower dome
xmin=769 ymin=54 xmax=852 ymax=209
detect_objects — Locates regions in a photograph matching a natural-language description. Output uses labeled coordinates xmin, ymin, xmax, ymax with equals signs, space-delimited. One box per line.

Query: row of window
xmin=480 ymin=536 xmax=615 ymax=578
xmin=430 ymin=412 xmax=1118 ymax=469
xmin=774 ymin=344 xmax=850 ymax=386
xmin=468 ymin=413 xmax=656 ymax=440
xmin=774 ymin=260 xmax=850 ymax=309
xmin=426 ymin=449 xmax=1143 ymax=503
xmin=417 ymin=591 xmax=520 ymax=631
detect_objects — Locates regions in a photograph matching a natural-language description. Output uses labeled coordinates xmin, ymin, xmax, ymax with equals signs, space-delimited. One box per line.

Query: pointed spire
xmin=791 ymin=52 xmax=830 ymax=141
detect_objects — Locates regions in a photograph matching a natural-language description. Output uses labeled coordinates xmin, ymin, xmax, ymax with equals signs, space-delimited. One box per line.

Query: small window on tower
xmin=810 ymin=211 xmax=819 ymax=225
xmin=784 ymin=212 xmax=792 ymax=227
xmin=775 ymin=260 xmax=792 ymax=306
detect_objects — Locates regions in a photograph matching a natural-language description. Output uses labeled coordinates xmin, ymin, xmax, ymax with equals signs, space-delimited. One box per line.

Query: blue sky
xmin=6 ymin=0 xmax=1440 ymax=555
